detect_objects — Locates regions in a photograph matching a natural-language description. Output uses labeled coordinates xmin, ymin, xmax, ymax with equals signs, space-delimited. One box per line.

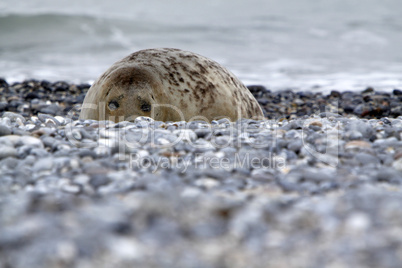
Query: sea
xmin=1 ymin=0 xmax=402 ymax=92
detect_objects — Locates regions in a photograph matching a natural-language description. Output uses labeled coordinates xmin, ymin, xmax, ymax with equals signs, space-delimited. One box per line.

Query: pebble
xmin=194 ymin=178 xmax=221 ymax=189
xmin=392 ymin=158 xmax=402 ymax=171
xmin=32 ymin=158 xmax=54 ymax=173
xmin=0 ymin=80 xmax=401 ymax=268
xmin=0 ymin=146 xmax=17 ymax=159
xmin=2 ymin=111 xmax=26 ymax=123
xmin=0 ymin=124 xmax=11 ymax=136
xmin=345 ymin=140 xmax=372 ymax=149
xmin=38 ymin=104 xmax=61 ymax=115
xmin=287 ymin=139 xmax=303 ymax=152
xmin=354 ymin=152 xmax=381 ymax=166
xmin=89 ymin=174 xmax=111 ymax=188
xmin=61 ymin=184 xmax=81 ymax=194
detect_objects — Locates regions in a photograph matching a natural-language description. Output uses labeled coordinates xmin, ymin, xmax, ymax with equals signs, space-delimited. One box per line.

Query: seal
xmin=79 ymin=48 xmax=264 ymax=122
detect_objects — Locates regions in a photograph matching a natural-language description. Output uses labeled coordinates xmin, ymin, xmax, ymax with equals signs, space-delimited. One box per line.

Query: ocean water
xmin=1 ymin=0 xmax=402 ymax=92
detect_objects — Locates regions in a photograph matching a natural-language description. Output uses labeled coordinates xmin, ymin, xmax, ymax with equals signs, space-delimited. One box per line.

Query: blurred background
xmin=0 ymin=0 xmax=401 ymax=92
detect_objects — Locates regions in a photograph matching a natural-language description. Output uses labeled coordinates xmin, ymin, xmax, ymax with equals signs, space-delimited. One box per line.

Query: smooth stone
xmin=21 ymin=136 xmax=44 ymax=148
xmin=346 ymin=130 xmax=363 ymax=140
xmin=32 ymin=157 xmax=54 ymax=172
xmin=11 ymin=128 xmax=28 ymax=136
xmin=99 ymin=128 xmax=118 ymax=139
xmin=173 ymin=129 xmax=197 ymax=142
xmin=287 ymin=139 xmax=303 ymax=152
xmin=94 ymin=146 xmax=111 ymax=157
xmin=0 ymin=117 xmax=11 ymax=126
xmin=345 ymin=212 xmax=371 ymax=232
xmin=373 ymin=137 xmax=400 ymax=147
xmin=0 ymin=102 xmax=7 ymax=111
xmin=187 ymin=121 xmax=208 ymax=130
xmin=134 ymin=116 xmax=154 ymax=124
xmin=354 ymin=153 xmax=380 ymax=166
xmin=61 ymin=184 xmax=81 ymax=194
xmin=113 ymin=121 xmax=132 ymax=128
xmin=74 ymin=174 xmax=90 ymax=185
xmin=29 ymin=148 xmax=49 ymax=157
xmin=0 ymin=157 xmax=20 ymax=170
xmin=220 ymin=147 xmax=237 ymax=156
xmin=41 ymin=136 xmax=57 ymax=148
xmin=54 ymin=116 xmax=66 ymax=125
xmin=2 ymin=112 xmax=26 ymax=123
xmin=0 ymin=135 xmax=20 ymax=147
xmin=196 ymin=177 xmax=222 ymax=189
xmin=393 ymin=89 xmax=402 ymax=95
xmin=212 ymin=136 xmax=233 ymax=147
xmin=0 ymin=125 xmax=11 ymax=136
xmin=89 ymin=174 xmax=111 ymax=188
xmin=301 ymin=168 xmax=334 ymax=183
xmin=392 ymin=158 xmax=402 ymax=171
xmin=281 ymin=120 xmax=303 ymax=130
xmin=353 ymin=104 xmax=365 ymax=115
xmin=375 ymin=168 xmax=401 ymax=183
xmin=16 ymin=145 xmax=34 ymax=158
xmin=345 ymin=140 xmax=372 ymax=150
xmin=319 ymin=112 xmax=341 ymax=118
xmin=78 ymin=149 xmax=97 ymax=158
xmin=23 ymin=124 xmax=37 ymax=131
xmin=38 ymin=104 xmax=61 ymax=115
xmin=0 ymin=146 xmax=17 ymax=159
xmin=354 ymin=121 xmax=375 ymax=139
xmin=391 ymin=119 xmax=402 ymax=128
xmin=0 ymin=135 xmax=44 ymax=148
xmin=37 ymin=113 xmax=61 ymax=125
xmin=71 ymin=129 xmax=83 ymax=141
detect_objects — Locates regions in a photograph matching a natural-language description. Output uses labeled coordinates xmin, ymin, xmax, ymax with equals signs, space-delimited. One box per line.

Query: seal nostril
xmin=108 ymin=100 xmax=119 ymax=111
xmin=141 ymin=103 xmax=151 ymax=112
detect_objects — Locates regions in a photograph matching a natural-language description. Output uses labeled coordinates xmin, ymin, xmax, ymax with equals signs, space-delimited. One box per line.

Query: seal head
xmin=80 ymin=48 xmax=264 ymax=122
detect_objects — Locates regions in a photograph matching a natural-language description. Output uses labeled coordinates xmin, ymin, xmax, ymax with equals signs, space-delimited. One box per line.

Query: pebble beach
xmin=1 ymin=79 xmax=402 ymax=267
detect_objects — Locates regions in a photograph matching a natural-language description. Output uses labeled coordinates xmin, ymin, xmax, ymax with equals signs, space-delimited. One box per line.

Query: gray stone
xmin=392 ymin=158 xmax=402 ymax=171
xmin=29 ymin=148 xmax=49 ymax=157
xmin=38 ymin=104 xmax=61 ymax=115
xmin=37 ymin=113 xmax=61 ymax=125
xmin=4 ymin=94 xmax=402 ymax=268
xmin=0 ymin=157 xmax=20 ymax=170
xmin=287 ymin=139 xmax=303 ymax=152
xmin=21 ymin=136 xmax=44 ymax=148
xmin=2 ymin=112 xmax=26 ymax=123
xmin=32 ymin=157 xmax=54 ymax=173
xmin=353 ymin=152 xmax=380 ymax=166
xmin=61 ymin=184 xmax=81 ymax=194
xmin=89 ymin=174 xmax=111 ymax=188
xmin=0 ymin=146 xmax=17 ymax=159
xmin=0 ymin=124 xmax=11 ymax=136
xmin=41 ymin=136 xmax=57 ymax=148
xmin=346 ymin=130 xmax=363 ymax=140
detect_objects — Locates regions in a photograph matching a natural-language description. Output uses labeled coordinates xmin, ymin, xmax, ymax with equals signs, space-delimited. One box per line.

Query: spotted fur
xmin=80 ymin=48 xmax=264 ymax=122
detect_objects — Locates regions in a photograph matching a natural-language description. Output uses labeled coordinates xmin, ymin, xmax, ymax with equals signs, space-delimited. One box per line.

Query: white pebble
xmin=345 ymin=212 xmax=371 ymax=232
xmin=174 ymin=129 xmax=197 ymax=142
xmin=55 ymin=116 xmax=66 ymax=125
xmin=61 ymin=184 xmax=81 ymax=194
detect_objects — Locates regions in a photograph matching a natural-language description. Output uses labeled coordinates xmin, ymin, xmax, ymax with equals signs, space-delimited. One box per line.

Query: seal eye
xmin=141 ymin=103 xmax=151 ymax=112
xmin=108 ymin=100 xmax=119 ymax=111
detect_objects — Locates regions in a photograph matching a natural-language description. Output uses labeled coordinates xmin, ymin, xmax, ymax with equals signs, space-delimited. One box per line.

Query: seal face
xmin=80 ymin=48 xmax=264 ymax=122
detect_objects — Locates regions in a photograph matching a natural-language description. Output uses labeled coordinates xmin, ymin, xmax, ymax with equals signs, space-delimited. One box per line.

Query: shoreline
xmin=1 ymin=78 xmax=402 ymax=267
xmin=1 ymin=78 xmax=402 ymax=120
